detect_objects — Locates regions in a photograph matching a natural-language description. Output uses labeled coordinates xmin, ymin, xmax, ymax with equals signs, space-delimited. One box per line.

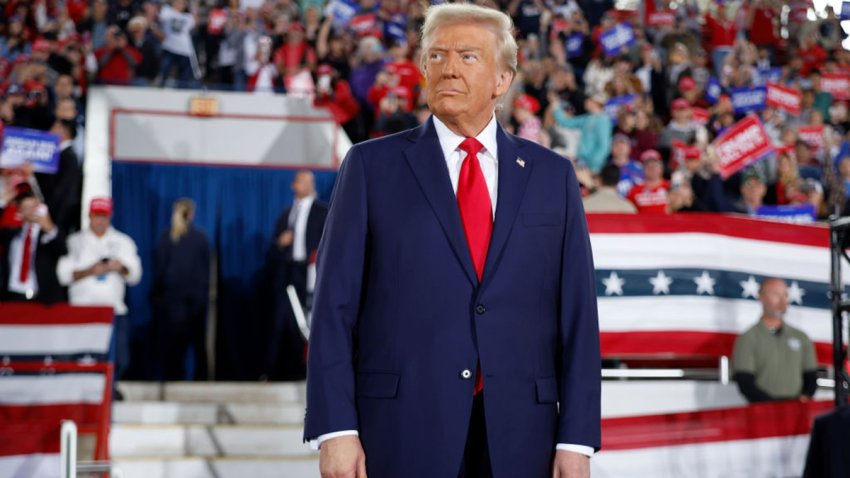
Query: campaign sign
xmin=710 ymin=114 xmax=774 ymax=179
xmin=821 ymin=73 xmax=850 ymax=101
xmin=385 ymin=20 xmax=407 ymax=44
xmin=765 ymin=82 xmax=801 ymax=115
xmin=706 ymin=77 xmax=722 ymax=104
xmin=600 ymin=23 xmax=635 ymax=57
xmin=566 ymin=33 xmax=584 ymax=58
xmin=756 ymin=204 xmax=816 ymax=224
xmin=326 ymin=0 xmax=358 ymax=28
xmin=730 ymin=86 xmax=766 ymax=115
xmin=755 ymin=67 xmax=783 ymax=86
xmin=0 ymin=126 xmax=60 ymax=174
xmin=797 ymin=125 xmax=824 ymax=152
xmin=843 ymin=1 xmax=850 ymax=20
xmin=604 ymin=94 xmax=636 ymax=122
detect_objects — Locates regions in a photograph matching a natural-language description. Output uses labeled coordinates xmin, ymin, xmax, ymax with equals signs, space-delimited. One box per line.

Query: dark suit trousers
xmin=458 ymin=393 xmax=493 ymax=478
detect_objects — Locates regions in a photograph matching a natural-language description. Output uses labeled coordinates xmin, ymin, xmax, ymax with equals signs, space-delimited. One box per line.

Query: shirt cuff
xmin=556 ymin=443 xmax=595 ymax=457
xmin=40 ymin=228 xmax=58 ymax=244
xmin=309 ymin=430 xmax=359 ymax=450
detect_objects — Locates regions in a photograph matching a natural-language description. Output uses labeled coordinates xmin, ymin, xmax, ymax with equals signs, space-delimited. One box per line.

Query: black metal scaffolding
xmin=828 ymin=216 xmax=850 ymax=407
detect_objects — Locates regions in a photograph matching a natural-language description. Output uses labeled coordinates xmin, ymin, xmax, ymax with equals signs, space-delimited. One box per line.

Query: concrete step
xmin=111 ymin=456 xmax=320 ymax=478
xmin=110 ymin=424 xmax=315 ymax=458
xmin=113 ymin=402 xmax=305 ymax=425
xmin=119 ymin=381 xmax=306 ymax=404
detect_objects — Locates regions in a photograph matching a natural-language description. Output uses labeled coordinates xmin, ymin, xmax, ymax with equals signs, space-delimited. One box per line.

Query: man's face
xmin=17 ymin=197 xmax=40 ymax=223
xmin=90 ymin=213 xmax=111 ymax=235
xmin=54 ymin=75 xmax=74 ymax=99
xmin=292 ymin=172 xmax=315 ymax=199
xmin=55 ymin=98 xmax=77 ymax=120
xmin=759 ymin=279 xmax=788 ymax=319
xmin=644 ymin=160 xmax=663 ymax=181
xmin=611 ymin=140 xmax=630 ymax=159
xmin=741 ymin=178 xmax=766 ymax=204
xmin=424 ymin=23 xmax=511 ymax=132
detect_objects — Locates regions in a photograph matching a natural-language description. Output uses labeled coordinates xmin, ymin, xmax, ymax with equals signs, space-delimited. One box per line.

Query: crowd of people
xmin=2 ymin=0 xmax=850 ymax=220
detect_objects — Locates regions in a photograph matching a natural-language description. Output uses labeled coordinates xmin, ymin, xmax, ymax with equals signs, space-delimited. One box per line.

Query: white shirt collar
xmin=432 ymin=114 xmax=499 ymax=161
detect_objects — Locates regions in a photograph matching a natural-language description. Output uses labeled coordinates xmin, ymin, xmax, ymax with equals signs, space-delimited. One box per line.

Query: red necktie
xmin=19 ymin=225 xmax=32 ymax=283
xmin=457 ymin=137 xmax=492 ymax=395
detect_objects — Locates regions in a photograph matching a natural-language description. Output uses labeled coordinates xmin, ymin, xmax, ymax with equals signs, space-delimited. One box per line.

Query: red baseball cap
xmin=678 ymin=76 xmax=696 ymax=92
xmin=89 ymin=197 xmax=113 ymax=216
xmin=32 ymin=39 xmax=52 ymax=52
xmin=639 ymin=149 xmax=662 ymax=163
xmin=316 ymin=64 xmax=334 ymax=76
xmin=671 ymin=98 xmax=691 ymax=110
xmin=513 ymin=94 xmax=540 ymax=114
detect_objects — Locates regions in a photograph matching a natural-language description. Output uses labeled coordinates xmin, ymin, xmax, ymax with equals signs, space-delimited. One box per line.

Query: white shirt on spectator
xmin=290 ymin=195 xmax=314 ymax=261
xmin=159 ymin=5 xmax=196 ymax=57
xmin=56 ymin=226 xmax=142 ymax=315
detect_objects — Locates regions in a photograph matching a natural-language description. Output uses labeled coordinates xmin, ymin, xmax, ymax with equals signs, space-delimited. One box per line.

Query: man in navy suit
xmin=304 ymin=4 xmax=600 ymax=478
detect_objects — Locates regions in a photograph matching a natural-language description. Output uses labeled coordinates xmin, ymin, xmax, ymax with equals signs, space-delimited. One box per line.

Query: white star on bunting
xmin=602 ymin=271 xmax=625 ymax=296
xmin=693 ymin=271 xmax=716 ymax=295
xmin=740 ymin=275 xmax=760 ymax=299
xmin=649 ymin=270 xmax=673 ymax=295
xmin=787 ymin=281 xmax=805 ymax=305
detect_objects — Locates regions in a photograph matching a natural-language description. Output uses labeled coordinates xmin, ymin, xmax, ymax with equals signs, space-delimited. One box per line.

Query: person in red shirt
xmin=273 ymin=23 xmax=317 ymax=80
xmin=748 ymin=0 xmax=779 ymax=58
xmin=94 ymin=26 xmax=141 ymax=85
xmin=313 ymin=64 xmax=360 ymax=129
xmin=704 ymin=3 xmax=737 ymax=76
xmin=383 ymin=42 xmax=420 ymax=110
xmin=797 ymin=33 xmax=827 ymax=77
xmin=628 ymin=149 xmax=671 ymax=214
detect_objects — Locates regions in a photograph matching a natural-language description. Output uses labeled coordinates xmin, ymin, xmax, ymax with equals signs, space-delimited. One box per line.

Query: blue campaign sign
xmin=385 ymin=20 xmax=407 ymax=44
xmin=600 ymin=23 xmax=635 ymax=57
xmin=755 ymin=67 xmax=783 ymax=86
xmin=0 ymin=126 xmax=60 ymax=174
xmin=326 ymin=0 xmax=358 ymax=28
xmin=566 ymin=33 xmax=584 ymax=58
xmin=706 ymin=77 xmax=722 ymax=104
xmin=731 ymin=86 xmax=766 ymax=115
xmin=842 ymin=1 xmax=850 ymax=20
xmin=756 ymin=204 xmax=816 ymax=224
xmin=604 ymin=94 xmax=636 ymax=122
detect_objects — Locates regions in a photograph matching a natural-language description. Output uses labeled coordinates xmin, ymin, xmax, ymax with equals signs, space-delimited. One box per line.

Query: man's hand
xmin=319 ymin=435 xmax=367 ymax=478
xmin=552 ymin=450 xmax=590 ymax=478
xmin=277 ymin=230 xmax=294 ymax=248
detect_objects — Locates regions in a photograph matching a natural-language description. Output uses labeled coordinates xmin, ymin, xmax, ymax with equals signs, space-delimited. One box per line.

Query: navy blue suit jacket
xmin=304 ymin=118 xmax=601 ymax=478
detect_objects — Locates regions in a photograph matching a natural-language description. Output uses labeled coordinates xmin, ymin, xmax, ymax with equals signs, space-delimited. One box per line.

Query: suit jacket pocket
xmin=523 ymin=212 xmax=562 ymax=227
xmin=536 ymin=377 xmax=559 ymax=403
xmin=356 ymin=372 xmax=400 ymax=398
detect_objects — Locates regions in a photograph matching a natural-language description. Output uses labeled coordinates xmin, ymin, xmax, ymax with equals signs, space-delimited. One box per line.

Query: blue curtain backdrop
xmin=111 ymin=161 xmax=337 ymax=380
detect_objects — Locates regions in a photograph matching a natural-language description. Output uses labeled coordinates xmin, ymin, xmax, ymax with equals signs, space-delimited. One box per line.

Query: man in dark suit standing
xmin=35 ymin=119 xmax=82 ymax=233
xmin=0 ymin=184 xmax=66 ymax=303
xmin=267 ymin=170 xmax=328 ymax=380
xmin=304 ymin=4 xmax=600 ymax=478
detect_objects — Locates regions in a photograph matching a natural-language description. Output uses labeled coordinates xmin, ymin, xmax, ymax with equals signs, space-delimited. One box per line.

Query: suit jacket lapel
xmin=481 ymin=125 xmax=531 ymax=286
xmin=404 ymin=119 xmax=478 ymax=285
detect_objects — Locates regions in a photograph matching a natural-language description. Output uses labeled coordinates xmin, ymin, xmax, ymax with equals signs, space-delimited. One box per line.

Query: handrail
xmin=60 ymin=421 xmax=77 ymax=478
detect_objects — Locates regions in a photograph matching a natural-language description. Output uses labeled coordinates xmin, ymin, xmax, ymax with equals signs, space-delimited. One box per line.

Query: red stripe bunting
xmin=601 ymin=399 xmax=832 ymax=450
xmin=0 ymin=304 xmax=113 ymax=325
xmin=587 ymin=213 xmax=828 ymax=248
xmin=601 ymin=331 xmax=832 ymax=366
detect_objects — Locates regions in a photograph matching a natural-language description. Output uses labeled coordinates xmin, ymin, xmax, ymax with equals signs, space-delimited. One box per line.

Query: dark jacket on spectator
xmin=35 ymin=144 xmax=81 ymax=233
xmin=0 ymin=223 xmax=67 ymax=304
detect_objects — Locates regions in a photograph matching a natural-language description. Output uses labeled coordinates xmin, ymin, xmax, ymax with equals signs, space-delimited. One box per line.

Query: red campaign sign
xmin=647 ymin=11 xmax=676 ymax=26
xmin=765 ymin=82 xmax=801 ymax=115
xmin=820 ymin=73 xmax=850 ymax=101
xmin=691 ymin=107 xmax=710 ymax=125
xmin=797 ymin=125 xmax=824 ymax=152
xmin=710 ymin=115 xmax=775 ymax=179
xmin=349 ymin=13 xmax=379 ymax=37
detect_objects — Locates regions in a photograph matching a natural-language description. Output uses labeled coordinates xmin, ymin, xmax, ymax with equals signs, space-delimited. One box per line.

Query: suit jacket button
xmin=475 ymin=304 xmax=486 ymax=314
xmin=460 ymin=369 xmax=472 ymax=379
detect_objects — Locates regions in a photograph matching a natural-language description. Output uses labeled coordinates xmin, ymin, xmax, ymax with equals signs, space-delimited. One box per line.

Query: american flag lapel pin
xmin=516 ymin=158 xmax=526 ymax=168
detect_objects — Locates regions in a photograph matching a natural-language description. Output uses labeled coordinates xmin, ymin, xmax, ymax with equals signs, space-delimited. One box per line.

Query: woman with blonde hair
xmin=152 ymin=198 xmax=211 ymax=380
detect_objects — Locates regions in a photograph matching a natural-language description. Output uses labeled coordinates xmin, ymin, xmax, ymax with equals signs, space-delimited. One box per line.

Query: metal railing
xmin=60 ymin=420 xmax=121 ymax=478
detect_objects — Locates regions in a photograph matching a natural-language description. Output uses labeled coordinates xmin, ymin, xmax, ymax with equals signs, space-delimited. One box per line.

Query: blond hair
xmin=170 ymin=198 xmax=196 ymax=243
xmin=420 ymin=3 xmax=518 ymax=75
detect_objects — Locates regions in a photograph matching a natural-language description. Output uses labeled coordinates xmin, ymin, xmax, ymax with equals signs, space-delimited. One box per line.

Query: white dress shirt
xmin=56 ymin=226 xmax=142 ymax=315
xmin=314 ymin=115 xmax=594 ymax=458
xmin=289 ymin=195 xmax=315 ymax=262
xmin=7 ymin=223 xmax=57 ymax=298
